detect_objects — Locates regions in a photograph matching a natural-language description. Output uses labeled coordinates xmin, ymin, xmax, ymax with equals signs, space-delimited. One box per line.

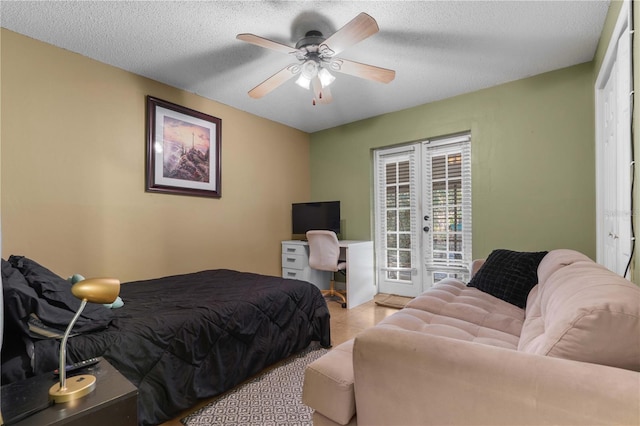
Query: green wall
xmin=310 ymin=62 xmax=595 ymax=260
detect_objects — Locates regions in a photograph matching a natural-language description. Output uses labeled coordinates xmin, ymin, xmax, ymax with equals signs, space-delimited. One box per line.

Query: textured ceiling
xmin=1 ymin=1 xmax=610 ymax=133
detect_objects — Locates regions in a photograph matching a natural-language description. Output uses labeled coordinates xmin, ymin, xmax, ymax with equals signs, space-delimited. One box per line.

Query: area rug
xmin=374 ymin=293 xmax=413 ymax=309
xmin=181 ymin=342 xmax=329 ymax=426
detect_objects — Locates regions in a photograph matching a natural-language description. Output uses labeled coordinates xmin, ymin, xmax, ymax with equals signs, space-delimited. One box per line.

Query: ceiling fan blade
xmin=311 ymin=77 xmax=333 ymax=105
xmin=248 ymin=64 xmax=300 ymax=99
xmin=236 ymin=33 xmax=297 ymax=55
xmin=330 ymin=59 xmax=395 ymax=84
xmin=319 ymin=85 xmax=333 ymax=104
xmin=322 ymin=13 xmax=379 ymax=56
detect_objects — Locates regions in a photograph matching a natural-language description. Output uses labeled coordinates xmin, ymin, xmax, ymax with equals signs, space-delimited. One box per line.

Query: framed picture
xmin=146 ymin=96 xmax=221 ymax=198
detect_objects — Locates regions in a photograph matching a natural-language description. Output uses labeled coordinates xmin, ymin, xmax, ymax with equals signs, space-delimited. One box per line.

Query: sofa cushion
xmin=302 ymin=340 xmax=356 ymax=425
xmin=377 ymin=307 xmax=520 ymax=349
xmin=519 ymin=260 xmax=640 ymax=371
xmin=468 ymin=249 xmax=547 ymax=308
xmin=405 ymin=279 xmax=524 ymax=337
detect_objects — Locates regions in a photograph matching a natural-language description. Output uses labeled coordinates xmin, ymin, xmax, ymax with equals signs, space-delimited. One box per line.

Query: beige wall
xmin=1 ymin=29 xmax=311 ymax=281
xmin=310 ymin=62 xmax=595 ymax=260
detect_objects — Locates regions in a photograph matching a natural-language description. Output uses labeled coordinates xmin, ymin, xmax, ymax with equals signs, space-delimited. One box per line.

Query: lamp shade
xmin=71 ymin=277 xmax=120 ymax=304
xmin=295 ymin=74 xmax=311 ymax=90
xmin=318 ymin=68 xmax=335 ymax=88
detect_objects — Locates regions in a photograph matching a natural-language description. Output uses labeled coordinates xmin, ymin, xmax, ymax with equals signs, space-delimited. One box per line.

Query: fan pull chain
xmin=312 ymin=91 xmax=323 ymax=106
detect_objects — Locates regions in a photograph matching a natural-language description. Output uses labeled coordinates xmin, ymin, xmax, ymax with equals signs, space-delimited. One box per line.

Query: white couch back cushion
xmin=518 ymin=250 xmax=640 ymax=371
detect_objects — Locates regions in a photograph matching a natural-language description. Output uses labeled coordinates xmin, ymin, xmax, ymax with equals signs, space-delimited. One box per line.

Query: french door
xmin=374 ymin=134 xmax=472 ymax=297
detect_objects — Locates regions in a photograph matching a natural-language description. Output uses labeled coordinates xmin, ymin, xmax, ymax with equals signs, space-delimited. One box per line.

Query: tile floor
xmin=161 ymin=297 xmax=398 ymax=425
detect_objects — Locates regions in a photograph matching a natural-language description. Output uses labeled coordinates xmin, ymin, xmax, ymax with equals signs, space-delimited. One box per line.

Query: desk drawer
xmin=282 ymin=268 xmax=306 ymax=280
xmin=282 ymin=253 xmax=304 ymax=270
xmin=282 ymin=244 xmax=306 ymax=256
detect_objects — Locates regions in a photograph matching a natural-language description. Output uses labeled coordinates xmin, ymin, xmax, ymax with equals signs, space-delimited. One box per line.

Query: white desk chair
xmin=306 ymin=230 xmax=347 ymax=308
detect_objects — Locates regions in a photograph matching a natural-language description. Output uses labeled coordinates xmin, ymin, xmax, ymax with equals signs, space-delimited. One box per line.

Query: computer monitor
xmin=292 ymin=201 xmax=340 ymax=237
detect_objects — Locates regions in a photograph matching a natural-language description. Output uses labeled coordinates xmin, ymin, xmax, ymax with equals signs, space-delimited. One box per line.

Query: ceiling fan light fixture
xmin=318 ymin=67 xmax=335 ymax=88
xmin=296 ymin=60 xmax=320 ymax=90
xmin=295 ymin=74 xmax=311 ymax=90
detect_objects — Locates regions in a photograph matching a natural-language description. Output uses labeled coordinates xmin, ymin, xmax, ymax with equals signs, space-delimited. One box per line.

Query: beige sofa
xmin=302 ymin=249 xmax=640 ymax=425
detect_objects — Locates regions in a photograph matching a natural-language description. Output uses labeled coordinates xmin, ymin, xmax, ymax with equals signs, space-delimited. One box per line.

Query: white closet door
xmin=596 ymin=2 xmax=632 ymax=276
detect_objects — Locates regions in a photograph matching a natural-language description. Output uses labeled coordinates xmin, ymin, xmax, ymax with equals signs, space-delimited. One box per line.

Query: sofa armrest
xmin=469 ymin=259 xmax=485 ymax=278
xmin=353 ymin=327 xmax=640 ymax=426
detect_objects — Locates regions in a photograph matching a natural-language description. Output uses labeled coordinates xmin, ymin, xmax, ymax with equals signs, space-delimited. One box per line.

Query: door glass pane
xmin=448 ymin=180 xmax=462 ymax=204
xmin=432 ymin=270 xmax=467 ymax=284
xmin=449 ymin=234 xmax=462 ymax=251
xmin=432 ymin=156 xmax=446 ymax=179
xmin=386 ymin=210 xmax=397 ymax=231
xmin=433 ymin=234 xmax=446 ymax=250
xmin=432 ymin=208 xmax=447 ymax=231
xmin=387 ymin=251 xmax=398 ymax=267
xmin=399 ymin=271 xmax=412 ymax=280
xmin=386 ymin=163 xmax=397 ymax=184
xmin=399 ymin=234 xmax=411 ymax=249
xmin=399 ymin=250 xmax=411 ymax=267
xmin=386 ymin=186 xmax=397 ymax=208
xmin=433 ymin=251 xmax=447 ymax=261
xmin=398 ymin=209 xmax=411 ymax=232
xmin=398 ymin=184 xmax=411 ymax=207
xmin=448 ymin=153 xmax=462 ymax=176
xmin=432 ymin=181 xmax=446 ymax=206
xmin=398 ymin=161 xmax=410 ymax=182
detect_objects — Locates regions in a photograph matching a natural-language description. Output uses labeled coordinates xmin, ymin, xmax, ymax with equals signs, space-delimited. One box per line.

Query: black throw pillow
xmin=7 ymin=255 xmax=113 ymax=332
xmin=467 ymin=249 xmax=548 ymax=308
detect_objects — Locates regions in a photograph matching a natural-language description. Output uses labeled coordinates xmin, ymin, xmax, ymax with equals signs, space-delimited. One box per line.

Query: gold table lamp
xmin=49 ymin=277 xmax=120 ymax=403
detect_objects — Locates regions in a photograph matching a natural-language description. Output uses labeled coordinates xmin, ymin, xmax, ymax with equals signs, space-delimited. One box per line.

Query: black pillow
xmin=467 ymin=249 xmax=548 ymax=308
xmin=1 ymin=259 xmax=38 ymax=381
xmin=7 ymin=255 xmax=113 ymax=332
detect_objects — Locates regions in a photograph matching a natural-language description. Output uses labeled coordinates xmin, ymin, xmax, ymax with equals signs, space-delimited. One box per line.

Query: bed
xmin=1 ymin=255 xmax=331 ymax=425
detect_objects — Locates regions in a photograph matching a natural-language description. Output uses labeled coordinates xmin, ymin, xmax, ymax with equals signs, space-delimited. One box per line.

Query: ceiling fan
xmin=237 ymin=12 xmax=396 ymax=105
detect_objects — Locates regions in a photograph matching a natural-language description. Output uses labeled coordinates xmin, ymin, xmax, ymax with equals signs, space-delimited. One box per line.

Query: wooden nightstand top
xmin=2 ymin=358 xmax=138 ymax=426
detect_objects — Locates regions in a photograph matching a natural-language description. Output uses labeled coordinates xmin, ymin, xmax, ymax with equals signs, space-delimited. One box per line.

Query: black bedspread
xmin=14 ymin=268 xmax=331 ymax=425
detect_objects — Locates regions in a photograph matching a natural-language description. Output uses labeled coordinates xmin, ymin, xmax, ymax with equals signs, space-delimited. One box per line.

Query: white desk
xmin=281 ymin=240 xmax=375 ymax=309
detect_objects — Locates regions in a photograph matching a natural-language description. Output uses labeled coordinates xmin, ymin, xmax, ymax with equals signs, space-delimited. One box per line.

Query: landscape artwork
xmin=162 ymin=116 xmax=210 ymax=183
xmin=146 ymin=96 xmax=222 ymax=198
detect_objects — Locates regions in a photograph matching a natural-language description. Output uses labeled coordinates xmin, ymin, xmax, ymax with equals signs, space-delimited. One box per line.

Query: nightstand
xmin=1 ymin=358 xmax=137 ymax=426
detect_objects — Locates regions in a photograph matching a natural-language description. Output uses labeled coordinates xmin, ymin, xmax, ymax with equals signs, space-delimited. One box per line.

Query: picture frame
xmin=146 ymin=96 xmax=222 ymax=198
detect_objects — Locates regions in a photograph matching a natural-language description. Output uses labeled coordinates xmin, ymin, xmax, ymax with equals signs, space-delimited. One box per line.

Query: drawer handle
xmin=286 ymin=257 xmax=296 ymax=262
xmin=287 ymin=248 xmax=296 ymax=252
xmin=287 ymin=272 xmax=296 ymax=277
